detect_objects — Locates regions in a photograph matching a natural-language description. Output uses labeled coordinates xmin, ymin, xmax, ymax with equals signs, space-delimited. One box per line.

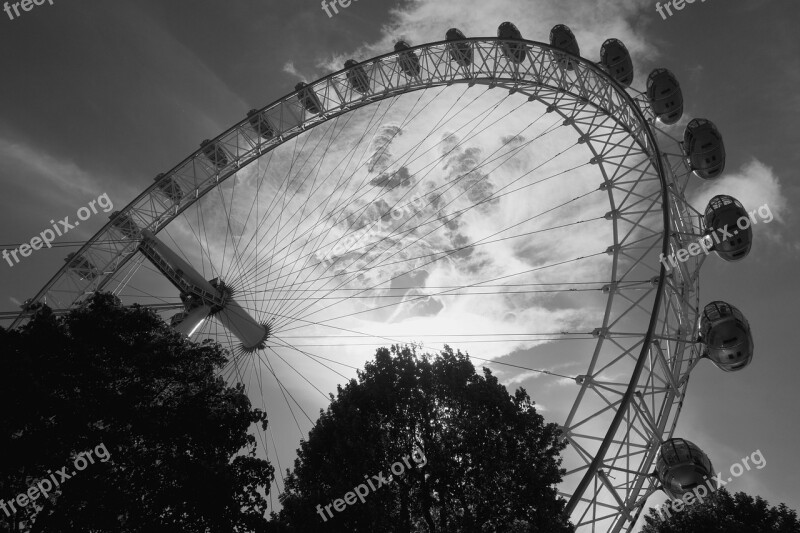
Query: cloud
xmin=502 ymin=370 xmax=542 ymax=387
xmin=690 ymin=159 xmax=789 ymax=244
xmin=312 ymin=0 xmax=660 ymax=84
xmin=366 ymin=124 xmax=404 ymax=173
xmin=370 ymin=166 xmax=413 ymax=189
xmin=282 ymin=61 xmax=314 ymax=82
xmin=0 ymin=139 xmax=97 ymax=196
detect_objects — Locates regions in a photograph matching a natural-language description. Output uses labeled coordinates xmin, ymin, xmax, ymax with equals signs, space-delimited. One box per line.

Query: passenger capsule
xmin=703 ymin=194 xmax=752 ymax=261
xmin=344 ymin=59 xmax=371 ymax=94
xmin=700 ymin=301 xmax=754 ymax=372
xmin=497 ymin=22 xmax=526 ymax=64
xmin=394 ymin=41 xmax=421 ymax=78
xmin=64 ymin=252 xmax=98 ymax=281
xmin=600 ymin=38 xmax=633 ymax=87
xmin=646 ymin=68 xmax=683 ymax=125
xmin=295 ymin=82 xmax=323 ymax=114
xmin=655 ymin=438 xmax=715 ymax=499
xmin=549 ymin=24 xmax=580 ymax=70
xmin=200 ymin=139 xmax=229 ymax=169
xmin=109 ymin=211 xmax=140 ymax=239
xmin=153 ymin=173 xmax=183 ymax=204
xmin=446 ymin=28 xmax=473 ymax=67
xmin=683 ymin=118 xmax=726 ymax=179
xmin=246 ymin=109 xmax=275 ymax=139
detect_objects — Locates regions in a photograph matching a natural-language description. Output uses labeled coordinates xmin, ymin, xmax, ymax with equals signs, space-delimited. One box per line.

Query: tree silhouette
xmin=275 ymin=344 xmax=572 ymax=533
xmin=0 ymin=293 xmax=274 ymax=532
xmin=640 ymin=488 xmax=800 ymax=533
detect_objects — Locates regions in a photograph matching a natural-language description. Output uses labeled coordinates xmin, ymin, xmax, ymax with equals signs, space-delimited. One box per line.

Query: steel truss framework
xmin=12 ymin=38 xmax=707 ymax=533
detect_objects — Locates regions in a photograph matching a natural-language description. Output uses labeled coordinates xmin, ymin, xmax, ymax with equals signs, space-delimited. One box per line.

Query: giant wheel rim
xmin=12 ymin=37 xmax=705 ymax=533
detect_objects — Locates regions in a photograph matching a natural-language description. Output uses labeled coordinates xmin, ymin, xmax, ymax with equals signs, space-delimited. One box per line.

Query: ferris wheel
xmin=11 ymin=22 xmax=756 ymax=532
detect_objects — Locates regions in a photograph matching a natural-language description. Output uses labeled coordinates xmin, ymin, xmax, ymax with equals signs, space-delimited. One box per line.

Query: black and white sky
xmin=0 ymin=0 xmax=798 ymax=524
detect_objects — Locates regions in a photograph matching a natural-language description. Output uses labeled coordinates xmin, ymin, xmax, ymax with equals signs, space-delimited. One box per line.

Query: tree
xmin=640 ymin=488 xmax=800 ymax=533
xmin=276 ymin=344 xmax=572 ymax=533
xmin=0 ymin=293 xmax=274 ymax=533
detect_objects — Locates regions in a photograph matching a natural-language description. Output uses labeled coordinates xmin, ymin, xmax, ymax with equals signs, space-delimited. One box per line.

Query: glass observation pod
xmin=153 ymin=172 xmax=184 ymax=204
xmin=647 ymin=68 xmax=684 ymax=125
xmin=200 ymin=139 xmax=229 ymax=170
xmin=246 ymin=109 xmax=275 ymax=139
xmin=64 ymin=252 xmax=99 ymax=281
xmin=295 ymin=82 xmax=323 ymax=115
xmin=683 ymin=118 xmax=726 ymax=179
xmin=497 ymin=22 xmax=526 ymax=64
xmin=600 ymin=38 xmax=634 ymax=87
xmin=655 ymin=438 xmax=716 ymax=500
xmin=393 ymin=41 xmax=421 ymax=78
xmin=703 ymin=194 xmax=753 ymax=261
xmin=343 ymin=59 xmax=370 ymax=95
xmin=446 ymin=28 xmax=473 ymax=67
xmin=699 ymin=301 xmax=755 ymax=372
xmin=549 ymin=24 xmax=580 ymax=70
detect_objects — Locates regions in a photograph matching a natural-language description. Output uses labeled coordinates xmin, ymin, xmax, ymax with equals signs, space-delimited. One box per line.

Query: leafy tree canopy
xmin=276 ymin=344 xmax=572 ymax=533
xmin=0 ymin=293 xmax=274 ymax=533
xmin=641 ymin=488 xmax=800 ymax=533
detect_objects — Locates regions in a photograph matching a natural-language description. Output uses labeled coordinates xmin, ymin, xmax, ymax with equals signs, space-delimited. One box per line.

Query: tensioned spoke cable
xmin=261 ymin=284 xmax=603 ymax=301
xmin=251 ymin=124 xmax=320 ymax=320
xmin=270 ymin=331 xmax=579 ymax=380
xmin=258 ymin=107 xmax=564 ymax=315
xmin=249 ymin=95 xmax=538 ymax=321
xmin=263 ymin=114 xmax=356 ymax=321
xmin=233 ymin=91 xmax=417 ymax=281
xmin=268 ymin=336 xmax=354 ymax=379
xmin=264 ymin=89 xmax=490 ymax=321
xmin=276 ymin=250 xmax=608 ymax=334
xmin=249 ymin=215 xmax=602 ymax=325
xmin=245 ymin=356 xmax=286 ymax=504
xmin=268 ymin=280 xmax=640 ymax=292
xmin=269 ymin=91 xmax=524 ymax=322
xmin=236 ymin=139 xmax=576 ymax=301
xmin=218 ymin=175 xmax=261 ymax=317
xmin=236 ymin=96 xmax=406 ymax=321
xmin=265 ymin=346 xmax=329 ymax=400
xmin=256 ymin=186 xmax=595 ymax=329
xmin=277 ymin=333 xmax=594 ymax=338
xmin=302 ymin=117 xmax=570 ymax=296
xmin=256 ymin=348 xmax=314 ymax=427
xmin=235 ymin=85 xmax=484 ymax=303
xmin=278 ymin=147 xmax=590 ymax=330
xmin=229 ymin=299 xmax=407 ymax=349
xmin=234 ymin=87 xmax=434 ymax=276
xmin=276 ymin=339 xmax=592 ymax=346
xmin=232 ymin=86 xmax=497 ymax=306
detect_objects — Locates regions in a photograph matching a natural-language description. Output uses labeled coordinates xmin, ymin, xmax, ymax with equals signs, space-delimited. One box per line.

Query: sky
xmin=0 ymin=0 xmax=798 ymax=528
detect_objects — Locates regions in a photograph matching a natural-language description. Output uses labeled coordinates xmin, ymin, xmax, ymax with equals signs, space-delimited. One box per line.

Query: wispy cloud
xmin=690 ymin=158 xmax=791 ymax=247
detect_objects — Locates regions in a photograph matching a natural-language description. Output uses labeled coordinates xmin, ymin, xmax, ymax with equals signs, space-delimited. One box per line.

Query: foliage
xmin=0 ymin=293 xmax=273 ymax=533
xmin=276 ymin=344 xmax=572 ymax=533
xmin=640 ymin=488 xmax=800 ymax=533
